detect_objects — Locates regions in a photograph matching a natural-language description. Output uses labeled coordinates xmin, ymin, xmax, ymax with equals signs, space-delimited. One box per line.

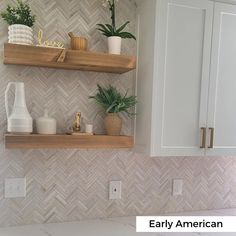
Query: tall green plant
xmin=97 ymin=0 xmax=136 ymax=39
xmin=1 ymin=0 xmax=36 ymax=27
xmin=89 ymin=84 xmax=137 ymax=116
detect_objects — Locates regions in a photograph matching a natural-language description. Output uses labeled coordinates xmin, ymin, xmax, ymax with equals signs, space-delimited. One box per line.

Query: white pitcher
xmin=5 ymin=82 xmax=33 ymax=133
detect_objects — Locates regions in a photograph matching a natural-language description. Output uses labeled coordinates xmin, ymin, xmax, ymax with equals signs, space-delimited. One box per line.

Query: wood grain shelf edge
xmin=3 ymin=43 xmax=136 ymax=74
xmin=4 ymin=134 xmax=134 ymax=149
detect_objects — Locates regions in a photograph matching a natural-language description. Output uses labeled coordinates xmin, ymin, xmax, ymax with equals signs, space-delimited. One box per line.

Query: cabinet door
xmin=207 ymin=3 xmax=236 ymax=156
xmin=152 ymin=0 xmax=213 ymax=156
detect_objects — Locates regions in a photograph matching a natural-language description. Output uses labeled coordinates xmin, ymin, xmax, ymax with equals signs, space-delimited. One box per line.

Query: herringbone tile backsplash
xmin=0 ymin=0 xmax=236 ymax=227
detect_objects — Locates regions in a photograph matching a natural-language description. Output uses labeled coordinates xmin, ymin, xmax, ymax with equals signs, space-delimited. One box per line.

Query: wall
xmin=0 ymin=0 xmax=236 ymax=227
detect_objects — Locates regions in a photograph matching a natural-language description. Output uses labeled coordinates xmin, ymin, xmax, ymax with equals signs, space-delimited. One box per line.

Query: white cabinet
xmin=135 ymin=0 xmax=214 ymax=156
xmin=207 ymin=2 xmax=236 ymax=156
xmin=135 ymin=0 xmax=236 ymax=157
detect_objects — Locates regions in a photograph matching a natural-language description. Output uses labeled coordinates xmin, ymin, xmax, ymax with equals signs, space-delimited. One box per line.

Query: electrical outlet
xmin=109 ymin=181 xmax=122 ymax=200
xmin=5 ymin=178 xmax=26 ymax=198
xmin=172 ymin=179 xmax=183 ymax=196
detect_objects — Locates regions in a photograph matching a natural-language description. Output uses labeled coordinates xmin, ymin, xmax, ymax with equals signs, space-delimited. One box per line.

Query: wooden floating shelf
xmin=3 ymin=43 xmax=136 ymax=74
xmin=4 ymin=134 xmax=134 ymax=149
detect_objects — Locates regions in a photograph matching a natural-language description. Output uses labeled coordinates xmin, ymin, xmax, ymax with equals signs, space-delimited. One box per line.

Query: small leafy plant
xmin=89 ymin=84 xmax=137 ymax=116
xmin=97 ymin=0 xmax=136 ymax=39
xmin=1 ymin=0 xmax=36 ymax=27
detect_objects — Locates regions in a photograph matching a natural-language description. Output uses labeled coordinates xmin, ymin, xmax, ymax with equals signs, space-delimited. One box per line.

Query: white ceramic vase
xmin=8 ymin=24 xmax=33 ymax=45
xmin=5 ymin=82 xmax=33 ymax=133
xmin=108 ymin=36 xmax=122 ymax=55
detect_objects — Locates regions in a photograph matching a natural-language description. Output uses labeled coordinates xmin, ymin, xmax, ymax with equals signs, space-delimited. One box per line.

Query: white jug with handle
xmin=5 ymin=82 xmax=33 ymax=133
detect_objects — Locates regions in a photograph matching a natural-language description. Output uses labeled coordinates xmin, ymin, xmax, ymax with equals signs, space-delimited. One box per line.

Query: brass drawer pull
xmin=208 ymin=127 xmax=214 ymax=149
xmin=200 ymin=127 xmax=207 ymax=148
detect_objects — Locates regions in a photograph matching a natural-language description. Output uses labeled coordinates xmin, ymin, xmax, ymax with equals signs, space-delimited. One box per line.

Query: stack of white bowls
xmin=8 ymin=24 xmax=33 ymax=45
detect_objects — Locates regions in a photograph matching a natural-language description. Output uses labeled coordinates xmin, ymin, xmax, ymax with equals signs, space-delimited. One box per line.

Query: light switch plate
xmin=172 ymin=179 xmax=183 ymax=196
xmin=5 ymin=178 xmax=26 ymax=198
xmin=109 ymin=181 xmax=122 ymax=200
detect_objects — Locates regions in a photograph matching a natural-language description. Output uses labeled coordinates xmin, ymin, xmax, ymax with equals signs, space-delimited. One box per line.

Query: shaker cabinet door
xmin=206 ymin=3 xmax=236 ymax=156
xmin=152 ymin=0 xmax=213 ymax=156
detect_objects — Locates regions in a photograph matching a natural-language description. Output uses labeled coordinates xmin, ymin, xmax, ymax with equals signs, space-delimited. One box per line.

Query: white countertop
xmin=0 ymin=208 xmax=236 ymax=236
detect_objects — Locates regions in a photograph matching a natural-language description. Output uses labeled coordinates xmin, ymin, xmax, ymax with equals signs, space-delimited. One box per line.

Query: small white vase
xmin=8 ymin=24 xmax=33 ymax=45
xmin=108 ymin=36 xmax=122 ymax=55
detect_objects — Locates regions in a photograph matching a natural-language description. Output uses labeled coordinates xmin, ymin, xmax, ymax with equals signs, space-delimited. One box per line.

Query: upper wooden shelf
xmin=5 ymin=134 xmax=133 ymax=149
xmin=3 ymin=43 xmax=136 ymax=74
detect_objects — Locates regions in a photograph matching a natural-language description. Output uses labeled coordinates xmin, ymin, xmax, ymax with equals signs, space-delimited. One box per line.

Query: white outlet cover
xmin=5 ymin=178 xmax=26 ymax=198
xmin=109 ymin=181 xmax=122 ymax=200
xmin=172 ymin=179 xmax=183 ymax=196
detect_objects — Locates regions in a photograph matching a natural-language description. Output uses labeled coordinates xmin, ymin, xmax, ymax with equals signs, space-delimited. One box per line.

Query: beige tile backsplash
xmin=0 ymin=0 xmax=236 ymax=227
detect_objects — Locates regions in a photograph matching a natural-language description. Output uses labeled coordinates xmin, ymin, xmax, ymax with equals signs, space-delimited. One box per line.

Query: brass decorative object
xmin=67 ymin=112 xmax=94 ymax=136
xmin=72 ymin=112 xmax=81 ymax=132
xmin=37 ymin=29 xmax=64 ymax=48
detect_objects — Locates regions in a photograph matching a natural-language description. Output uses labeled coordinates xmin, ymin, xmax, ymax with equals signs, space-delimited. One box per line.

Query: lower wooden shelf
xmin=4 ymin=134 xmax=133 ymax=149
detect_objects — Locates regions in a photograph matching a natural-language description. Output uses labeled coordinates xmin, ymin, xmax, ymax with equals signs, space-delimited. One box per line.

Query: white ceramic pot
xmin=108 ymin=36 xmax=122 ymax=55
xmin=8 ymin=24 xmax=33 ymax=45
xmin=36 ymin=110 xmax=57 ymax=135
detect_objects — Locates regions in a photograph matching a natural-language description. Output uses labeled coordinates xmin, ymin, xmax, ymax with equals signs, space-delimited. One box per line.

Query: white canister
xmin=85 ymin=124 xmax=93 ymax=134
xmin=36 ymin=110 xmax=57 ymax=135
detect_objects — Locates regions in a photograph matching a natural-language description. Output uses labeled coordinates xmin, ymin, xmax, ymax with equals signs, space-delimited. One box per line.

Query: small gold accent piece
xmin=37 ymin=29 xmax=64 ymax=48
xmin=72 ymin=112 xmax=82 ymax=132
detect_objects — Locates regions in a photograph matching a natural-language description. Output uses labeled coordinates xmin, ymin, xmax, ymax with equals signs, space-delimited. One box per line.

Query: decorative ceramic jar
xmin=36 ymin=110 xmax=57 ymax=135
xmin=8 ymin=24 xmax=33 ymax=45
xmin=104 ymin=113 xmax=122 ymax=135
xmin=108 ymin=36 xmax=122 ymax=55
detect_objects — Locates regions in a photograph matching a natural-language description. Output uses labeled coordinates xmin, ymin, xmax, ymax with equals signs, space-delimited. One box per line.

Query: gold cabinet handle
xmin=208 ymin=127 xmax=214 ymax=149
xmin=200 ymin=127 xmax=207 ymax=148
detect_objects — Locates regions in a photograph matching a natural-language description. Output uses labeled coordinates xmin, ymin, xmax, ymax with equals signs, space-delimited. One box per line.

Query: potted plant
xmin=1 ymin=0 xmax=36 ymax=45
xmin=97 ymin=0 xmax=136 ymax=55
xmin=89 ymin=84 xmax=137 ymax=136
